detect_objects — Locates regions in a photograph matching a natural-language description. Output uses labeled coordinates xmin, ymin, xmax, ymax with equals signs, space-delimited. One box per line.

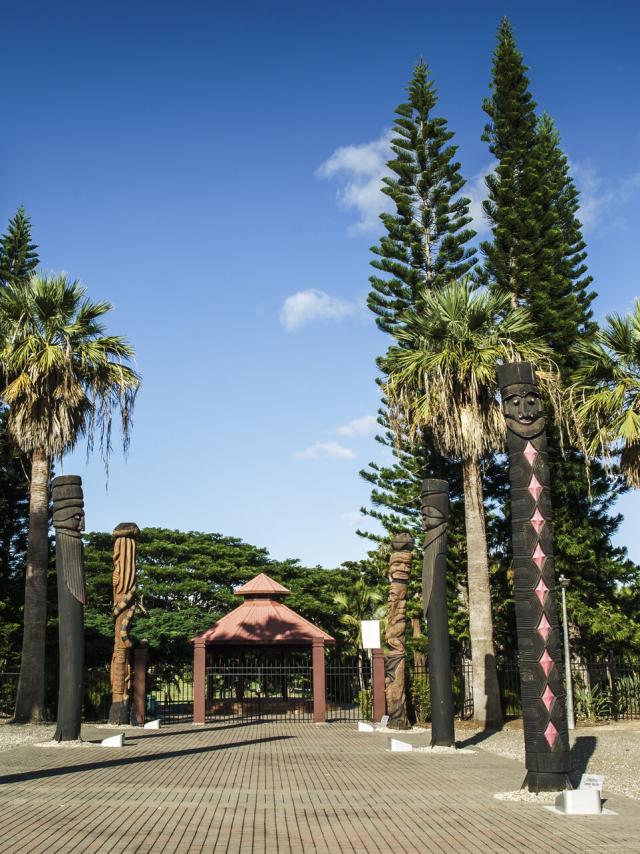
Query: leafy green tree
xmin=333 ymin=578 xmax=385 ymax=690
xmin=0 ymin=274 xmax=140 ymax=722
xmin=0 ymin=207 xmax=39 ymax=287
xmin=384 ymin=278 xmax=561 ymax=727
xmin=0 ymin=409 xmax=30 ymax=665
xmin=0 ymin=208 xmax=37 ymax=664
xmin=571 ymin=302 xmax=640 ymax=486
xmin=83 ymin=528 xmax=360 ymax=673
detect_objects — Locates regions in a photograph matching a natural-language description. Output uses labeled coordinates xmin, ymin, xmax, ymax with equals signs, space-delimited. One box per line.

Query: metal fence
xmin=326 ymin=656 xmax=371 ymax=722
xmin=148 ymin=668 xmax=194 ymax=724
xmin=203 ymin=662 xmax=313 ymax=722
xmin=0 ymin=666 xmax=112 ymax=722
xmin=2 ymin=655 xmax=639 ymax=724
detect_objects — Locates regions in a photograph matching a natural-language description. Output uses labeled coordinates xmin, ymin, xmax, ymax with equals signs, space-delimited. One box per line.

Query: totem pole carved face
xmin=52 ymin=476 xmax=85 ymax=539
xmin=502 ymin=384 xmax=545 ymax=439
xmin=389 ymin=533 xmax=413 ymax=583
xmin=420 ymin=479 xmax=449 ymax=534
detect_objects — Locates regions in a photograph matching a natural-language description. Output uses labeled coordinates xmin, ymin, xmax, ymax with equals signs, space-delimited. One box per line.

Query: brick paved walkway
xmin=1 ymin=721 xmax=639 ymax=853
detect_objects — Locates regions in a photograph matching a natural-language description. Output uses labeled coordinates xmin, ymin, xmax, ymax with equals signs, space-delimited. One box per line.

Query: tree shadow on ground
xmin=0 ymin=734 xmax=293 ymax=786
xmin=106 ymin=720 xmax=259 ymax=741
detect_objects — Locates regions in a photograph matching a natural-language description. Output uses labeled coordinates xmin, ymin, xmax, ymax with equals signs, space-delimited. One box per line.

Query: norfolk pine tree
xmin=362 ymin=61 xmax=505 ymax=725
xmin=482 ymin=17 xmax=636 ymax=657
xmin=0 ymin=207 xmax=39 ymax=286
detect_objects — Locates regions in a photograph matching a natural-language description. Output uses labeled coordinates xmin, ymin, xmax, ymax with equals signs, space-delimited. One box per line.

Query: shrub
xmin=411 ymin=674 xmax=431 ymax=723
xmin=358 ymin=688 xmax=372 ymax=721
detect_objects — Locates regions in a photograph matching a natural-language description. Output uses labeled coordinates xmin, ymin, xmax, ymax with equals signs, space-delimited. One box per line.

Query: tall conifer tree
xmin=361 ymin=61 xmax=505 ymax=723
xmin=0 ymin=207 xmax=39 ymax=286
xmin=482 ymin=18 xmax=635 ymax=656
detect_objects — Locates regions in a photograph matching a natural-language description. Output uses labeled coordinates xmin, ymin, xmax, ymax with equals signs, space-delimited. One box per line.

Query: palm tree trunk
xmin=461 ymin=456 xmax=503 ymax=729
xmin=13 ymin=449 xmax=50 ymax=723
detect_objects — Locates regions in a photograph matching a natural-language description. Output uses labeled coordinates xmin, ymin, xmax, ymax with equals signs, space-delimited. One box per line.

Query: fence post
xmin=133 ymin=641 xmax=149 ymax=726
xmin=193 ymin=638 xmax=206 ymax=725
xmin=371 ymin=648 xmax=386 ymax=723
xmin=312 ymin=638 xmax=326 ymax=724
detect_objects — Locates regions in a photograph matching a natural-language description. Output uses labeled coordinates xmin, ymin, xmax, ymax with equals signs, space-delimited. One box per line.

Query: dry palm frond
xmin=0 ymin=273 xmax=141 ymax=472
xmin=383 ymin=278 xmax=564 ymax=462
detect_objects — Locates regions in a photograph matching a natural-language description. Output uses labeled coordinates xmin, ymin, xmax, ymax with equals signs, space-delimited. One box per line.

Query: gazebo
xmin=192 ymin=573 xmax=334 ymax=723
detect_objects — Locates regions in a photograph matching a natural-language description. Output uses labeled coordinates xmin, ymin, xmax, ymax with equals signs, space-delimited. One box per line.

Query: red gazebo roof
xmin=193 ymin=572 xmax=334 ymax=645
xmin=233 ymin=573 xmax=290 ymax=596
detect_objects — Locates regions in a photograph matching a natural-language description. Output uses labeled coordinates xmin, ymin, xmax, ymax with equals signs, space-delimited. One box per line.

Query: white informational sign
xmin=379 ymin=714 xmax=390 ymax=728
xmin=361 ymin=620 xmax=381 ymax=650
xmin=580 ymin=774 xmax=604 ymax=792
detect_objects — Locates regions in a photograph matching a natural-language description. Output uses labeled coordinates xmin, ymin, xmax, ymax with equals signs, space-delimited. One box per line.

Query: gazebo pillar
xmin=312 ymin=637 xmax=326 ymax=724
xmin=371 ymin=648 xmax=386 ymax=723
xmin=193 ymin=638 xmax=206 ymax=725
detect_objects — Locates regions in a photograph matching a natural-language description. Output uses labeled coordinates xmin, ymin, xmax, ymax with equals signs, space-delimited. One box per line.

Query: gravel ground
xmin=454 ymin=719 xmax=640 ymax=801
xmin=0 ymin=722 xmax=55 ymax=751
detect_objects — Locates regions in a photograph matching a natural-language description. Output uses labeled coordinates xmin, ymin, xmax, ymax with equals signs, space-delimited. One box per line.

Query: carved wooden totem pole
xmin=384 ymin=533 xmax=413 ymax=729
xmin=421 ymin=479 xmax=455 ymax=747
xmin=52 ymin=475 xmax=86 ymax=742
xmin=497 ymin=362 xmax=569 ymax=791
xmin=109 ymin=522 xmax=140 ymax=725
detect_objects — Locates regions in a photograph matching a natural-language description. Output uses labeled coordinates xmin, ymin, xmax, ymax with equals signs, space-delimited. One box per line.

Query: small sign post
xmin=361 ymin=620 xmax=381 ymax=650
xmin=580 ymin=774 xmax=604 ymax=793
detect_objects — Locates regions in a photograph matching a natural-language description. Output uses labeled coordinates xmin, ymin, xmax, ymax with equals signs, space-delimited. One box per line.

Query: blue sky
xmin=1 ymin=1 xmax=639 ymax=568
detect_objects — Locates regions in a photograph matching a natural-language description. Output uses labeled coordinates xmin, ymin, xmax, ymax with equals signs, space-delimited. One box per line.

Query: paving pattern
xmin=1 ymin=721 xmax=639 ymax=853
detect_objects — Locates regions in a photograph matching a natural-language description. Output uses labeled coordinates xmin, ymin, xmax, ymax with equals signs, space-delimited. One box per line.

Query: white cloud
xmin=335 ymin=414 xmax=377 ymax=437
xmin=295 ymin=441 xmax=356 ymax=461
xmin=340 ymin=510 xmax=362 ymax=526
xmin=571 ymin=160 xmax=640 ymax=231
xmin=280 ymin=288 xmax=356 ymax=331
xmin=317 ymin=130 xmax=393 ymax=234
xmin=465 ymin=162 xmax=495 ymax=237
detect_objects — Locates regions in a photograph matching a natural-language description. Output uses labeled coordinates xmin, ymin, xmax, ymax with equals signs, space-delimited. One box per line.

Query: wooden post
xmin=133 ymin=641 xmax=149 ymax=726
xmin=312 ymin=638 xmax=326 ymax=724
xmin=193 ymin=638 xmax=206 ymax=725
xmin=371 ymin=648 xmax=386 ymax=723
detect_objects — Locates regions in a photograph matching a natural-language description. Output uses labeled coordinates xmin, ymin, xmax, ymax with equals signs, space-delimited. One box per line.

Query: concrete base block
xmin=388 ymin=738 xmax=412 ymax=752
xmin=143 ymin=719 xmax=161 ymax=729
xmin=358 ymin=722 xmax=375 ymax=732
xmin=101 ymin=733 xmax=124 ymax=747
xmin=555 ymin=789 xmax=601 ymax=815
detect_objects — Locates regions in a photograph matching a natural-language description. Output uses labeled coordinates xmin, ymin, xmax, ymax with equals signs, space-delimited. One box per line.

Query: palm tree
xmin=0 ymin=273 xmax=140 ymax=722
xmin=333 ymin=578 xmax=385 ymax=692
xmin=570 ymin=301 xmax=640 ymax=487
xmin=384 ymin=278 xmax=557 ymax=728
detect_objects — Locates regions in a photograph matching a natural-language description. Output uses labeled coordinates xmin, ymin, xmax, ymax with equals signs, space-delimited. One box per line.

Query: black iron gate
xmin=205 ymin=662 xmax=313 ymax=722
xmin=326 ymin=657 xmax=370 ymax=721
xmin=149 ymin=668 xmax=194 ymax=724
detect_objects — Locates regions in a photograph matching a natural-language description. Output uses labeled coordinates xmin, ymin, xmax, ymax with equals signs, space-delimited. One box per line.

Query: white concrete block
xmin=144 ymin=719 xmax=161 ymax=729
xmin=388 ymin=738 xmax=412 ymax=752
xmin=358 ymin=722 xmax=374 ymax=732
xmin=555 ymin=789 xmax=601 ymax=815
xmin=100 ymin=733 xmax=124 ymax=747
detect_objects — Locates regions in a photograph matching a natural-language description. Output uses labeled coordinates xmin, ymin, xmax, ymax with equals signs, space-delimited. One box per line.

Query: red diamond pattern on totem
xmin=532 ymin=543 xmax=546 ymax=570
xmin=530 ymin=508 xmax=545 ymax=535
xmin=523 ymin=441 xmax=538 ymax=467
xmin=540 ymin=649 xmax=554 ymax=677
xmin=537 ymin=613 xmax=551 ymax=642
xmin=528 ymin=474 xmax=543 ymax=502
xmin=544 ymin=720 xmax=559 ymax=749
xmin=542 ymin=684 xmax=555 ymax=711
xmin=534 ymin=577 xmax=548 ymax=605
